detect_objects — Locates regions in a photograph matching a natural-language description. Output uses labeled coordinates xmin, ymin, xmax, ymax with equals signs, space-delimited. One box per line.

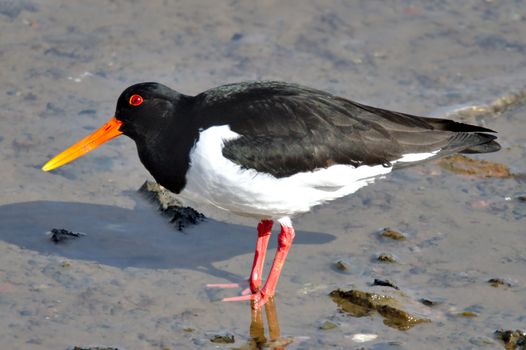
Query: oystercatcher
xmin=42 ymin=81 xmax=500 ymax=308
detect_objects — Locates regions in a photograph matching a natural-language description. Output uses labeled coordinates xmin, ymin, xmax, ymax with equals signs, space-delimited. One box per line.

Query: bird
xmin=42 ymin=81 xmax=500 ymax=309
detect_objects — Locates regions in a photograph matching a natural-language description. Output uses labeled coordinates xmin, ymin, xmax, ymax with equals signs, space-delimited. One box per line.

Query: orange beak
xmin=42 ymin=117 xmax=123 ymax=172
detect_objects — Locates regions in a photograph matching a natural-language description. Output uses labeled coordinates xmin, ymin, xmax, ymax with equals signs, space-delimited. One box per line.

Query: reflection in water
xmin=240 ymin=298 xmax=293 ymax=349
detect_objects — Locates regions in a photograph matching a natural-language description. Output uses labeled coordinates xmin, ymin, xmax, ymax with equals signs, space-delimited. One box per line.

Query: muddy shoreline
xmin=1 ymin=1 xmax=526 ymax=349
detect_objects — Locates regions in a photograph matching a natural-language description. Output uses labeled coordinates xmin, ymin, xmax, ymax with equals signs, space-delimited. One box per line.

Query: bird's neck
xmin=135 ymin=122 xmax=199 ymax=194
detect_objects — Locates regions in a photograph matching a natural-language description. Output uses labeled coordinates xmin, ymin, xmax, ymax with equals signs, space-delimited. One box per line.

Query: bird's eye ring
xmin=129 ymin=94 xmax=144 ymax=106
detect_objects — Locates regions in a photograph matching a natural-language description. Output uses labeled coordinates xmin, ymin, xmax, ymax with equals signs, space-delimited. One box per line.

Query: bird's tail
xmin=420 ymin=116 xmax=501 ymax=154
xmin=458 ymin=133 xmax=501 ymax=154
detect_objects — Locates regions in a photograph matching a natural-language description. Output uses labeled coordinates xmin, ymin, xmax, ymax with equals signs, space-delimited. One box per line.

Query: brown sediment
xmin=437 ymin=154 xmax=512 ymax=178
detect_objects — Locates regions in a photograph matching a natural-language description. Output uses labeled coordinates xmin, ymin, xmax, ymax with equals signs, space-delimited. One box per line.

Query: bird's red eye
xmin=129 ymin=94 xmax=144 ymax=106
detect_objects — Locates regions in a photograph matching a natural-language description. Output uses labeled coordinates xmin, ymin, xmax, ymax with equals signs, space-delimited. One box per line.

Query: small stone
xmin=319 ymin=320 xmax=338 ymax=330
xmin=209 ymin=332 xmax=235 ymax=344
xmin=372 ymin=278 xmax=399 ymax=290
xmin=48 ymin=228 xmax=85 ymax=243
xmin=333 ymin=260 xmax=351 ymax=271
xmin=19 ymin=309 xmax=33 ymax=316
xmin=231 ymin=33 xmax=243 ymax=41
xmin=377 ymin=253 xmax=397 ymax=263
xmin=488 ymin=278 xmax=512 ymax=287
xmin=78 ymin=109 xmax=97 ymax=115
xmin=379 ymin=228 xmax=406 ymax=241
xmin=24 ymin=93 xmax=37 ymax=101
xmin=351 ymin=333 xmax=378 ymax=343
xmin=457 ymin=311 xmax=478 ymax=317
xmin=419 ymin=298 xmax=444 ymax=307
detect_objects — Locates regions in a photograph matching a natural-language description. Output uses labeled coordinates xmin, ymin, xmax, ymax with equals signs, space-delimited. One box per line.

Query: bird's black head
xmin=115 ymin=82 xmax=187 ymax=141
xmin=41 ymin=82 xmax=190 ymax=172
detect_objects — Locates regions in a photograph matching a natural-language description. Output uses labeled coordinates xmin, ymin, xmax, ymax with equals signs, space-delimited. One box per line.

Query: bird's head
xmin=42 ymin=82 xmax=183 ymax=172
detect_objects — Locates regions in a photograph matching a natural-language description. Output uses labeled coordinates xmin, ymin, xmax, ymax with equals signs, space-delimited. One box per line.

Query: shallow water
xmin=1 ymin=1 xmax=525 ymax=349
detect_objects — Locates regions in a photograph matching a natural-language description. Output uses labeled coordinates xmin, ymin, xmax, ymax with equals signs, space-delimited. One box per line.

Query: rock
xmin=48 ymin=228 xmax=85 ymax=243
xmin=495 ymin=329 xmax=526 ymax=349
xmin=138 ymin=181 xmax=205 ymax=230
xmin=138 ymin=181 xmax=182 ymax=208
xmin=329 ymin=289 xmax=430 ymax=330
xmin=376 ymin=304 xmax=429 ymax=330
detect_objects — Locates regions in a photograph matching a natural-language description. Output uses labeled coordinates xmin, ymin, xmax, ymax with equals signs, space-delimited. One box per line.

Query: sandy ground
xmin=1 ymin=1 xmax=526 ymax=349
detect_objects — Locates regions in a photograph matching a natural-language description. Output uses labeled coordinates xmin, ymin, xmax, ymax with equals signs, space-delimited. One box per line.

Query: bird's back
xmin=191 ymin=81 xmax=500 ymax=178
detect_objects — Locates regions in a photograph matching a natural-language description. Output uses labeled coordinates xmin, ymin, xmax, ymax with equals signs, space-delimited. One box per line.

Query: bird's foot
xmin=222 ymin=291 xmax=272 ymax=310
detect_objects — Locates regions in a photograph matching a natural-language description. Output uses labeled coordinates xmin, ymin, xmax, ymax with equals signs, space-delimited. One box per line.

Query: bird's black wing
xmin=192 ymin=81 xmax=499 ymax=178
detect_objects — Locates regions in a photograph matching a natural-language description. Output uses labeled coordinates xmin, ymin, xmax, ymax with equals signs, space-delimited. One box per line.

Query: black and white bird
xmin=43 ymin=81 xmax=500 ymax=308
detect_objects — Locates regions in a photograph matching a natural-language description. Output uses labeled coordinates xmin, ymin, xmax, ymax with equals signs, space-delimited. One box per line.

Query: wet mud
xmin=1 ymin=1 xmax=526 ymax=349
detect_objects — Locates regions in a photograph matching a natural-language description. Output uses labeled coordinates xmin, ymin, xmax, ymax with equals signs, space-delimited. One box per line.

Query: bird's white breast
xmin=178 ymin=125 xmax=437 ymax=219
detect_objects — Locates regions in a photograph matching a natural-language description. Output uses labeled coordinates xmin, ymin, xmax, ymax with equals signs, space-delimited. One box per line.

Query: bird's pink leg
xmin=249 ymin=219 xmax=273 ymax=293
xmin=224 ymin=218 xmax=295 ymax=309
xmin=206 ymin=220 xmax=273 ymax=291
